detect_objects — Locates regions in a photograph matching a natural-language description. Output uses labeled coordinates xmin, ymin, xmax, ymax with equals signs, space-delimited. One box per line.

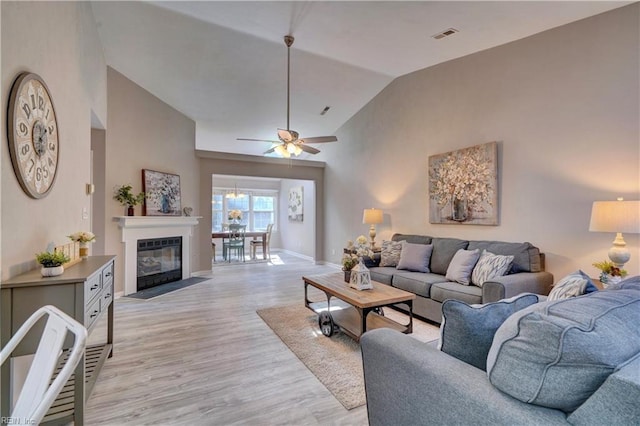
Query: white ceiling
xmin=91 ymin=1 xmax=631 ymax=158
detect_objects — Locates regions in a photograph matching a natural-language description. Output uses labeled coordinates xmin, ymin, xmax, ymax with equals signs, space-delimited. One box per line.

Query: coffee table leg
xmin=407 ymin=300 xmax=414 ymax=334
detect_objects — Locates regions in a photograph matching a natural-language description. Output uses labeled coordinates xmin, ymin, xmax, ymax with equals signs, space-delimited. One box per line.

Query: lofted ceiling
xmin=91 ymin=1 xmax=631 ymax=158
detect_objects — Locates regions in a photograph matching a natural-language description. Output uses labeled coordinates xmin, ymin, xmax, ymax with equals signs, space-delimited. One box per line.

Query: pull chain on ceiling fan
xmin=237 ymin=35 xmax=338 ymax=158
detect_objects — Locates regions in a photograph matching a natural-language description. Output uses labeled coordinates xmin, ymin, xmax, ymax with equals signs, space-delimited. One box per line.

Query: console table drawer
xmin=85 ymin=272 xmax=102 ymax=304
xmin=102 ymin=262 xmax=114 ymax=284
xmin=85 ymin=295 xmax=102 ymax=331
xmin=102 ymin=281 xmax=114 ymax=310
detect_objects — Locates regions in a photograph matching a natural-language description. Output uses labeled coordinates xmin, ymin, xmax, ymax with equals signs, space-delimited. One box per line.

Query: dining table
xmin=212 ymin=231 xmax=268 ymax=260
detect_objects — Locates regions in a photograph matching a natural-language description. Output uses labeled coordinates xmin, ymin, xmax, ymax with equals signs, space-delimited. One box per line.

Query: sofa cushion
xmin=379 ymin=240 xmax=403 ymax=267
xmin=396 ymin=242 xmax=433 ymax=273
xmin=467 ymin=240 xmax=541 ymax=273
xmin=430 ymin=281 xmax=482 ymax=305
xmin=392 ymin=272 xmax=446 ymax=298
xmin=487 ymin=285 xmax=640 ymax=412
xmin=391 ymin=233 xmax=432 ymax=245
xmin=369 ymin=267 xmax=396 ymax=285
xmin=547 ymin=270 xmax=598 ymax=301
xmin=445 ymin=249 xmax=480 ymax=285
xmin=430 ymin=238 xmax=469 ymax=275
xmin=439 ymin=293 xmax=540 ymax=371
xmin=471 ymin=250 xmax=514 ymax=287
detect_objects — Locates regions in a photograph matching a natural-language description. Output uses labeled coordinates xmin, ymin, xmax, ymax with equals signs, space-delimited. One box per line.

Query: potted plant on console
xmin=36 ymin=251 xmax=70 ymax=277
xmin=114 ymin=184 xmax=145 ymax=216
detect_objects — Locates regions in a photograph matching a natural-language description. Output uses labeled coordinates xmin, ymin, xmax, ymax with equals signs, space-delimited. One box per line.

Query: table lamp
xmin=589 ymin=198 xmax=640 ymax=268
xmin=363 ymin=208 xmax=383 ymax=249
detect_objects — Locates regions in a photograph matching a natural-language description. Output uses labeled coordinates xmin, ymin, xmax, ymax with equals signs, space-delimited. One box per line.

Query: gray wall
xmin=1 ymin=2 xmax=107 ymax=280
xmin=318 ymin=4 xmax=640 ymax=278
xmin=104 ymin=68 xmax=199 ymax=294
xmin=279 ymin=179 xmax=316 ymax=259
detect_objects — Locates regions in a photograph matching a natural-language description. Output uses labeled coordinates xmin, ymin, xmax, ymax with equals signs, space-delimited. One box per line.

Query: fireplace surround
xmin=115 ymin=216 xmax=200 ymax=296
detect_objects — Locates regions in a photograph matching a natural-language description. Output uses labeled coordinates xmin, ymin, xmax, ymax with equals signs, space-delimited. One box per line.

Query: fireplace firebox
xmin=137 ymin=237 xmax=182 ymax=291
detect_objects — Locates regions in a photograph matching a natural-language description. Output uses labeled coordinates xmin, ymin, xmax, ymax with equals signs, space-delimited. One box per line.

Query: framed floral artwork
xmin=428 ymin=141 xmax=498 ymax=225
xmin=142 ymin=169 xmax=182 ymax=216
xmin=288 ymin=186 xmax=304 ymax=222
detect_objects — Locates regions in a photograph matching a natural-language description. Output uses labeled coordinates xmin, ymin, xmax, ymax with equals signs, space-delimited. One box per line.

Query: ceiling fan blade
xmin=297 ymin=144 xmax=321 ymax=155
xmin=263 ymin=146 xmax=277 ymax=154
xmin=299 ymin=136 xmax=338 ymax=144
xmin=237 ymin=138 xmax=280 ymax=143
xmin=277 ymin=129 xmax=299 ymax=142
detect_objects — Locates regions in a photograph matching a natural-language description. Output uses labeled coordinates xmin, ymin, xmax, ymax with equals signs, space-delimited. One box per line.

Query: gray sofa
xmin=368 ymin=234 xmax=554 ymax=323
xmin=361 ymin=277 xmax=640 ymax=425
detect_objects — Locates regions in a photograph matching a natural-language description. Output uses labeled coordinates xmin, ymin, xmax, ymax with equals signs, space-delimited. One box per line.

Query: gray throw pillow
xmin=487 ymin=287 xmax=640 ymax=412
xmin=547 ymin=270 xmax=598 ymax=301
xmin=396 ymin=242 xmax=433 ymax=273
xmin=445 ymin=249 xmax=480 ymax=285
xmin=379 ymin=240 xmax=402 ymax=267
xmin=471 ymin=249 xmax=514 ymax=287
xmin=438 ymin=294 xmax=539 ymax=371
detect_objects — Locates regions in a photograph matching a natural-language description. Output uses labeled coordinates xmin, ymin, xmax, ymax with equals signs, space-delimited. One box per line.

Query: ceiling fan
xmin=237 ymin=35 xmax=337 ymax=158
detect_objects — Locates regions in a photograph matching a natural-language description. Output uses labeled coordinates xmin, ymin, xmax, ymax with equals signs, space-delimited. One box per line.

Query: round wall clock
xmin=7 ymin=72 xmax=59 ymax=199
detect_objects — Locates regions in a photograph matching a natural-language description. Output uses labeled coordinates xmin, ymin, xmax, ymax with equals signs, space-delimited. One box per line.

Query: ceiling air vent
xmin=432 ymin=28 xmax=459 ymax=40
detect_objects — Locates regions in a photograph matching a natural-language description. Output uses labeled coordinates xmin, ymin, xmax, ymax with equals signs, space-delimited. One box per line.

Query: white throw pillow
xmin=445 ymin=249 xmax=480 ymax=285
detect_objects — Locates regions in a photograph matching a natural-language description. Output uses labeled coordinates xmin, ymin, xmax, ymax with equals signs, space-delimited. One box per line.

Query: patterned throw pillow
xmin=471 ymin=250 xmax=515 ymax=287
xmin=547 ymin=270 xmax=598 ymax=301
xmin=379 ymin=240 xmax=402 ymax=267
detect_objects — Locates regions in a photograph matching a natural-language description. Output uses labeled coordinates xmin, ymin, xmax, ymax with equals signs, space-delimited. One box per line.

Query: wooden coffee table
xmin=303 ymin=273 xmax=416 ymax=342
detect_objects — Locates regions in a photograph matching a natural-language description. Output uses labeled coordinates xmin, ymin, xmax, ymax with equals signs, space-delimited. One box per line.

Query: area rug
xmin=256 ymin=303 xmax=440 ymax=410
xmin=125 ymin=277 xmax=209 ymax=300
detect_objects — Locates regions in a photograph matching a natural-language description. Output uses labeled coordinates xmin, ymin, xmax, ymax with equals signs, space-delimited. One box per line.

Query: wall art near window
xmin=429 ymin=141 xmax=498 ymax=225
xmin=288 ymin=186 xmax=304 ymax=222
xmin=142 ymin=169 xmax=182 ymax=216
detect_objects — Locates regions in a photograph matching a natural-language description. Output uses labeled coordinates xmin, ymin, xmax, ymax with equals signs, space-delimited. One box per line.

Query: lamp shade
xmin=589 ymin=200 xmax=640 ymax=233
xmin=362 ymin=208 xmax=383 ymax=225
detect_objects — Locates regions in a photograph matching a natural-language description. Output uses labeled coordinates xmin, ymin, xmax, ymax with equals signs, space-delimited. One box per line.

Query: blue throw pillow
xmin=438 ymin=293 xmax=540 ymax=371
xmin=547 ymin=270 xmax=598 ymax=301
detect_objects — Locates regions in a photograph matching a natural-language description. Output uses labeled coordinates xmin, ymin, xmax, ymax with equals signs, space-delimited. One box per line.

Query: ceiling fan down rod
xmin=285 ymin=35 xmax=294 ymax=132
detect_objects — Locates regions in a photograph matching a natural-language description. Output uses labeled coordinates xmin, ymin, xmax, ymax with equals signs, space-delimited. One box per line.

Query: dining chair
xmin=1 ymin=305 xmax=87 ymax=425
xmin=224 ymin=224 xmax=246 ymax=262
xmin=250 ymin=223 xmax=273 ymax=260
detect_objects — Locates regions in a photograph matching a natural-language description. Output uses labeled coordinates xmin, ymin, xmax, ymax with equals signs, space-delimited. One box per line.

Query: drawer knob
xmin=105 ymin=272 xmax=112 ymax=277
xmin=90 ymin=284 xmax=99 ymax=290
xmin=90 ymin=310 xmax=99 ymax=318
xmin=104 ymin=293 xmax=111 ymax=298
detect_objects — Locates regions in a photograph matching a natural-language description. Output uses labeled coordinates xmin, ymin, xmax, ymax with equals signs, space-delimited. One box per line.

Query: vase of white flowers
xmin=68 ymin=231 xmax=96 ymax=259
xmin=228 ymin=209 xmax=242 ymax=224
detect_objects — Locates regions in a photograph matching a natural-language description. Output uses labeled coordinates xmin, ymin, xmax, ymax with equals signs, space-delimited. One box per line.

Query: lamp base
xmin=608 ymin=232 xmax=630 ymax=269
xmin=369 ymin=224 xmax=377 ymax=249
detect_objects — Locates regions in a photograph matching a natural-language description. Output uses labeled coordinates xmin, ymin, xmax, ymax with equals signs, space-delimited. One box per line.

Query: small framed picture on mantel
xmin=142 ymin=169 xmax=182 ymax=216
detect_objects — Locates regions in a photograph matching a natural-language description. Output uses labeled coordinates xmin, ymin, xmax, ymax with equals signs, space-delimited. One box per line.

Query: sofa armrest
xmin=482 ymin=271 xmax=553 ymax=303
xmin=361 ymin=329 xmax=568 ymax=426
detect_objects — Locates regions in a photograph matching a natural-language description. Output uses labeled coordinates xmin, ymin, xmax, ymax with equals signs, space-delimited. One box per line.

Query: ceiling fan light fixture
xmin=274 ymin=144 xmax=289 ymax=158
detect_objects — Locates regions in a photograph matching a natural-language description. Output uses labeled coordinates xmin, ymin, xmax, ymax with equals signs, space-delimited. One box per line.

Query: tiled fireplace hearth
xmin=115 ymin=216 xmax=200 ymax=296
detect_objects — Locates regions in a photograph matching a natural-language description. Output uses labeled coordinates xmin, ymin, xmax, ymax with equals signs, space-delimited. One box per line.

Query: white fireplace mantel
xmin=114 ymin=216 xmax=201 ymax=295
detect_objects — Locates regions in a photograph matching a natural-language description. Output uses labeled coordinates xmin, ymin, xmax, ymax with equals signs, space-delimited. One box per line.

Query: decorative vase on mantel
xmin=127 ymin=206 xmax=135 ymax=216
xmin=41 ymin=265 xmax=64 ymax=277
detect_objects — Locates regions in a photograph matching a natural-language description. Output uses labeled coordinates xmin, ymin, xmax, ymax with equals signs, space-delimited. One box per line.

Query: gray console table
xmin=1 ymin=255 xmax=115 ymax=425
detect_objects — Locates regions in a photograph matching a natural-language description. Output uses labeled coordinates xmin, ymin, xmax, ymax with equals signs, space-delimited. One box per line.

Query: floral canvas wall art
xmin=142 ymin=169 xmax=182 ymax=216
xmin=429 ymin=141 xmax=498 ymax=225
xmin=288 ymin=186 xmax=304 ymax=222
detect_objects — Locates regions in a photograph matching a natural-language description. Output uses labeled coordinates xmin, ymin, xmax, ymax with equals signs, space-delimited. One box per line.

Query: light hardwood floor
xmin=85 ymin=253 xmax=369 ymax=425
